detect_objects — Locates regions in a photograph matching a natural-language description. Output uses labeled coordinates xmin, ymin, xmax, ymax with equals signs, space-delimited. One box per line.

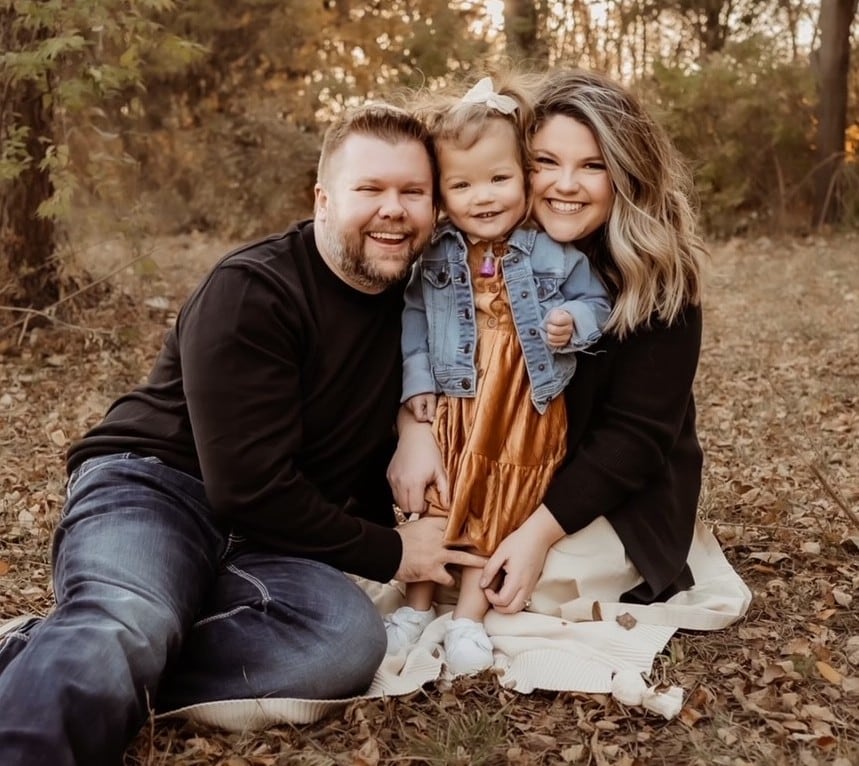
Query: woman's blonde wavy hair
xmin=532 ymin=69 xmax=707 ymax=337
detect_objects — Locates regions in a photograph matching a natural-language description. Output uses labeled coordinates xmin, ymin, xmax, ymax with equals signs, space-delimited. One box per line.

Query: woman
xmin=388 ymin=67 xmax=710 ymax=615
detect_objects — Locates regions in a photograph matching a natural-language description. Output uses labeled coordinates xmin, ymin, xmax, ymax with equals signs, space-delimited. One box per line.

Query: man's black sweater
xmin=68 ymin=221 xmax=405 ymax=582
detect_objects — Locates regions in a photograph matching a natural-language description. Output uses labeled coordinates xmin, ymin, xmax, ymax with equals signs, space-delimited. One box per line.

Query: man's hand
xmin=388 ymin=407 xmax=449 ymax=515
xmin=395 ymin=516 xmax=486 ymax=586
xmin=404 ymin=393 xmax=438 ymax=423
xmin=545 ymin=308 xmax=574 ymax=349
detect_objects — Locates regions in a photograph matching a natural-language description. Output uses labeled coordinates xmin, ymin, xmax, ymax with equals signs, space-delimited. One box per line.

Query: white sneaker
xmin=0 ymin=614 xmax=37 ymax=643
xmin=444 ymin=617 xmax=493 ymax=677
xmin=384 ymin=606 xmax=436 ymax=653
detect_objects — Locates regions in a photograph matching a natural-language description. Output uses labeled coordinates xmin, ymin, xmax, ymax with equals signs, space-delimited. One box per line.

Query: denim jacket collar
xmin=430 ymin=220 xmax=539 ymax=257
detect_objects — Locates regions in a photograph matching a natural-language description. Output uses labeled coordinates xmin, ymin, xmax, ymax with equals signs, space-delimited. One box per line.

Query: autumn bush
xmin=643 ymin=38 xmax=820 ymax=237
xmin=83 ymin=46 xmax=858 ymax=243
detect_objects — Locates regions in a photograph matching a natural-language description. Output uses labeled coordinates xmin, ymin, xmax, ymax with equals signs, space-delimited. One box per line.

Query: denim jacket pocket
xmin=422 ymin=264 xmax=451 ymax=289
xmin=534 ymin=276 xmax=563 ymax=302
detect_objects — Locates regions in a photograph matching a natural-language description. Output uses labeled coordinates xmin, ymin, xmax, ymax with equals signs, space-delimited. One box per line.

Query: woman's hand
xmin=387 ymin=406 xmax=449 ymax=516
xmin=481 ymin=504 xmax=565 ymax=613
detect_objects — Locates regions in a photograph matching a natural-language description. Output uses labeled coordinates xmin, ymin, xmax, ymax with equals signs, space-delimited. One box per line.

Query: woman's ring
xmin=523 ymin=599 xmax=532 ymax=609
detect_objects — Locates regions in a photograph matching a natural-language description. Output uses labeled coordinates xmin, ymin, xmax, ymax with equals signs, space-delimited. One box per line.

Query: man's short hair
xmin=317 ymin=102 xmax=438 ymax=192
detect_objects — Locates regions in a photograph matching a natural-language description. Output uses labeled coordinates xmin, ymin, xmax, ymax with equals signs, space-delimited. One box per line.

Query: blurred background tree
xmin=1 ymin=0 xmax=205 ymax=307
xmin=1 ymin=0 xmax=857 ymax=309
xmin=813 ymin=0 xmax=859 ymax=225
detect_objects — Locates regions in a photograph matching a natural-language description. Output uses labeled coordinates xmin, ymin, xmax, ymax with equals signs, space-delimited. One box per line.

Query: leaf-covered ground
xmin=1 ymin=232 xmax=857 ymax=765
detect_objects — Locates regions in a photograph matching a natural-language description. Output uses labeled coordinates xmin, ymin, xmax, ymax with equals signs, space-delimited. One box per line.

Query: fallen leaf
xmin=352 ymin=737 xmax=379 ymax=766
xmin=560 ymin=745 xmax=585 ymax=763
xmin=815 ymin=661 xmax=842 ymax=684
xmin=762 ymin=664 xmax=786 ymax=684
xmin=615 ymin=612 xmax=637 ymax=630
xmin=678 ymin=706 xmax=705 ymax=726
xmin=749 ymin=551 xmax=791 ymax=564
xmin=717 ymin=727 xmax=738 ymax=745
xmin=801 ymin=704 xmax=839 ymax=723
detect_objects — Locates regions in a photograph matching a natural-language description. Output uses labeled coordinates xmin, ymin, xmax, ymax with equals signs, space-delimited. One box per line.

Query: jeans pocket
xmin=66 ymin=455 xmax=113 ymax=498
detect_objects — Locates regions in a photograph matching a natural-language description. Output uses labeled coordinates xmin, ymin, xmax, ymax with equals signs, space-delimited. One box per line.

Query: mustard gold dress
xmin=426 ymin=240 xmax=568 ymax=556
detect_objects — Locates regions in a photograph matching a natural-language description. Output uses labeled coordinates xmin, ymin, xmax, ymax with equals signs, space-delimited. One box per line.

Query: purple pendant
xmin=479 ymin=254 xmax=495 ymax=277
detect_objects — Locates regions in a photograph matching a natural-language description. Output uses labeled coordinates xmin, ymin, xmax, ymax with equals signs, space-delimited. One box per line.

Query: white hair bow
xmin=460 ymin=77 xmax=518 ymax=115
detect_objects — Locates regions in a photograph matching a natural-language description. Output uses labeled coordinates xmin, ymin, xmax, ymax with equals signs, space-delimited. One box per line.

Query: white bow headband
xmin=460 ymin=77 xmax=518 ymax=115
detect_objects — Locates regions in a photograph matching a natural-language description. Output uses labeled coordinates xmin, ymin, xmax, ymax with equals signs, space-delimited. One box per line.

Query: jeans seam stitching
xmin=193 ymin=605 xmax=249 ymax=628
xmin=225 ymin=563 xmax=272 ymax=605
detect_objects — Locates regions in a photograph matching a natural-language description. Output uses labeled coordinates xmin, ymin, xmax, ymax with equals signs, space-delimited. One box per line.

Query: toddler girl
xmin=385 ymin=76 xmax=611 ymax=676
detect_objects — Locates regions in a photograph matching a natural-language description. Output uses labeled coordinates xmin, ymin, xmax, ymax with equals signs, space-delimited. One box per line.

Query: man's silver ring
xmin=523 ymin=599 xmax=532 ymax=609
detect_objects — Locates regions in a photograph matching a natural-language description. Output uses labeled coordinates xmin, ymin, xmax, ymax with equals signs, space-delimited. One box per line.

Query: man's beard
xmin=319 ymin=221 xmax=426 ymax=291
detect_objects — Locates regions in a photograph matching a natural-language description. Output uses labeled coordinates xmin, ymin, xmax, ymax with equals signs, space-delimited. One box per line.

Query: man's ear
xmin=314 ymin=183 xmax=328 ymax=220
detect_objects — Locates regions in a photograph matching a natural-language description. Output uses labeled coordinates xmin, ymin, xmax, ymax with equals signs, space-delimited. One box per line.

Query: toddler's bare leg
xmin=452 ymin=566 xmax=490 ymax=622
xmin=445 ymin=566 xmax=493 ymax=675
xmin=405 ymin=580 xmax=435 ymax=611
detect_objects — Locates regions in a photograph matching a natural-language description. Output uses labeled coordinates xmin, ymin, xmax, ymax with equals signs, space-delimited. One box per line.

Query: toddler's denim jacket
xmin=402 ymin=223 xmax=612 ymax=414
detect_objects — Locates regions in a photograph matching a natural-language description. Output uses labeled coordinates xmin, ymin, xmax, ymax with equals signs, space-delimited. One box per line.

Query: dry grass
xmin=1 ymin=231 xmax=857 ymax=765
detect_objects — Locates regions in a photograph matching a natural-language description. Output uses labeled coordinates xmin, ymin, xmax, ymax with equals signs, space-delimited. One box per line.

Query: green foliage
xmin=643 ymin=37 xmax=817 ymax=236
xmin=138 ymin=112 xmax=322 ymax=238
xmin=404 ymin=699 xmax=509 ymax=764
xmin=3 ymin=0 xmax=853 ymax=246
xmin=36 ymin=143 xmax=78 ymax=221
xmin=1 ymin=0 xmax=206 ymax=225
xmin=0 ymin=123 xmax=30 ymax=183
xmin=94 ymin=0 xmax=496 ymax=237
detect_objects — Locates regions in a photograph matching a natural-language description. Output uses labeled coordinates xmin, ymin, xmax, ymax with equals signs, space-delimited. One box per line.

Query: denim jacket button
xmin=529 ymin=328 xmax=537 ymax=336
xmin=460 ymin=378 xmax=471 ymax=390
xmin=538 ymin=363 xmax=546 ymax=371
xmin=521 ymin=291 xmax=528 ymax=299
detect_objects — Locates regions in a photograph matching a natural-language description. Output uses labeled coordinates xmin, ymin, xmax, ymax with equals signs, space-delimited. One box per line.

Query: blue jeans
xmin=0 ymin=454 xmax=387 ymax=766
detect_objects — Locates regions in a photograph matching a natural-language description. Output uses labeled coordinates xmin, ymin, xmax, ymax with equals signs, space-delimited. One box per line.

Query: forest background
xmin=1 ymin=0 xmax=858 ymax=307
xmin=1 ymin=2 xmax=859 ymax=765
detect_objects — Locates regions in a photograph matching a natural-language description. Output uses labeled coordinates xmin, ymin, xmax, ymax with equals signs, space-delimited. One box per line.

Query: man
xmin=0 ymin=103 xmax=485 ymax=765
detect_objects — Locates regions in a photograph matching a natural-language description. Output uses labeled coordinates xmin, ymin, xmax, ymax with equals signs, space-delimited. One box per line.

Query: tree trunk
xmin=812 ymin=0 xmax=858 ymax=227
xmin=504 ymin=0 xmax=548 ymax=67
xmin=701 ymin=4 xmax=727 ymax=54
xmin=0 ymin=11 xmax=58 ymax=308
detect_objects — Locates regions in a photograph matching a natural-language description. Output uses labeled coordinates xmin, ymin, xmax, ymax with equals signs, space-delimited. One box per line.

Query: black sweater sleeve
xmin=178 ymin=263 xmax=402 ymax=582
xmin=543 ymin=304 xmax=702 ymax=536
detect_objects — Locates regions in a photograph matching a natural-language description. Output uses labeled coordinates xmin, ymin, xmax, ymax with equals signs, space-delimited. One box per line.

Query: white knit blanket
xmin=164 ymin=518 xmax=751 ymax=730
